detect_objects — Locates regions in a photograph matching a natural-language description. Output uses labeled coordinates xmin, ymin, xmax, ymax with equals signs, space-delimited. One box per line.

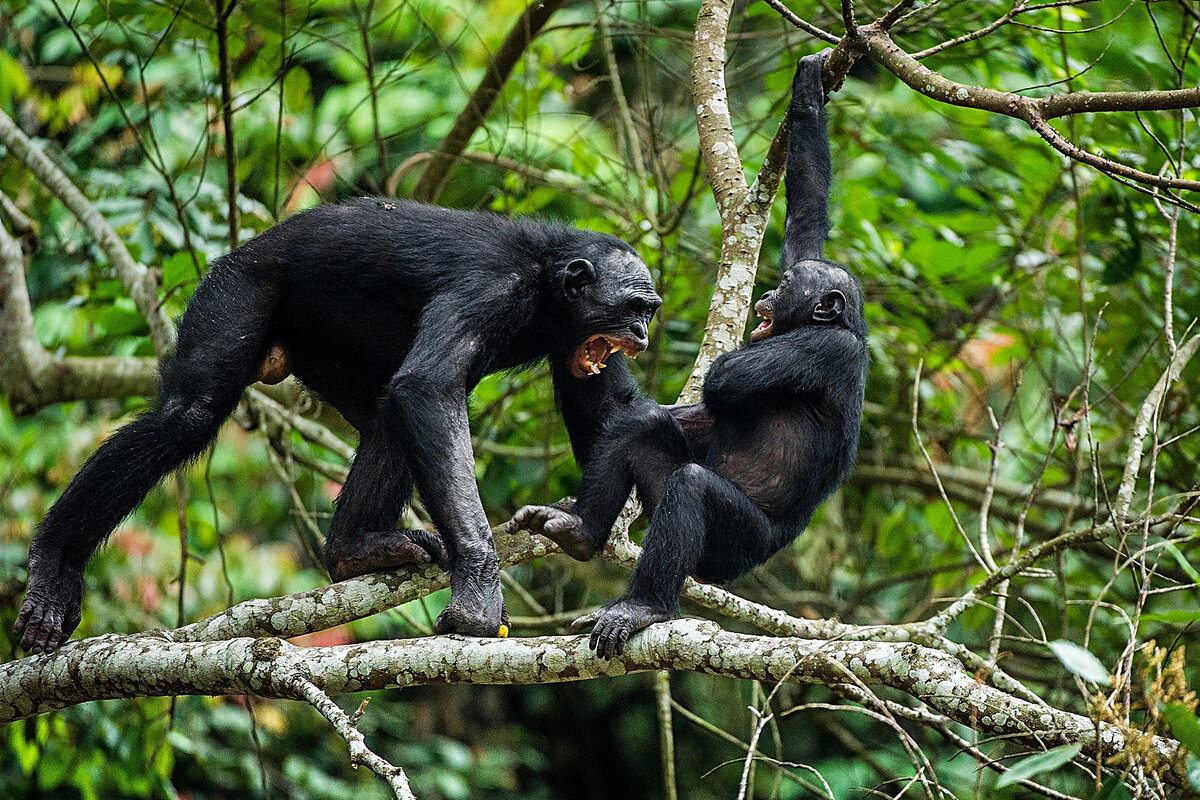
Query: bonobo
xmin=508 ymin=52 xmax=868 ymax=659
xmin=15 ymin=199 xmax=660 ymax=653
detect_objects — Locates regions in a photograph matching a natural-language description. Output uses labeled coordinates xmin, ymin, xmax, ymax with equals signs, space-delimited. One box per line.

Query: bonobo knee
xmin=158 ymin=393 xmax=228 ymax=450
xmin=386 ymin=369 xmax=455 ymax=411
xmin=662 ymin=462 xmax=712 ymax=499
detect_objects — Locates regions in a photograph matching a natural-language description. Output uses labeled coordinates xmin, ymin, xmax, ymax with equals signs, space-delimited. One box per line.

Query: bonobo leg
xmin=508 ymin=401 xmax=692 ymax=560
xmin=323 ymin=418 xmax=446 ymax=582
xmin=15 ymin=266 xmax=270 ymax=653
xmin=574 ymin=463 xmax=774 ymax=658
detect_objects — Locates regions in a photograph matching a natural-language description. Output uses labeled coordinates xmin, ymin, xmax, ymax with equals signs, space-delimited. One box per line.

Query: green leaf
xmin=996 ymin=743 xmax=1082 ymax=788
xmin=1140 ymin=609 xmax=1200 ymax=625
xmin=1049 ymin=640 xmax=1111 ymax=684
xmin=1162 ymin=704 xmax=1200 ymax=755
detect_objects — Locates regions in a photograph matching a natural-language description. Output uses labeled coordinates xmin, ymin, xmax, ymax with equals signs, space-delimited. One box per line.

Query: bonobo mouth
xmin=571 ymin=334 xmax=645 ymax=378
xmin=751 ymin=306 xmax=775 ymax=341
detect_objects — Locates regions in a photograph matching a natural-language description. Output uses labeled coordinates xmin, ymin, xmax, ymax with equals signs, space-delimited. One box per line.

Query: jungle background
xmin=0 ymin=0 xmax=1198 ymax=798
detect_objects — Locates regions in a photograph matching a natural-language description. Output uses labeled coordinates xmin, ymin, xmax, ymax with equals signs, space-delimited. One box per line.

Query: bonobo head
xmin=751 ymin=258 xmax=866 ymax=343
xmin=555 ymin=241 xmax=661 ymax=378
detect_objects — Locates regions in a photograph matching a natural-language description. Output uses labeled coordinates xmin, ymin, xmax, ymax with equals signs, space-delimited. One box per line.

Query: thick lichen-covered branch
xmin=0 ymin=620 xmax=1185 ymax=786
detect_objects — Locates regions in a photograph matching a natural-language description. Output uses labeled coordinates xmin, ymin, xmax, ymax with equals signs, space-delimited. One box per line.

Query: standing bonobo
xmin=15 ymin=199 xmax=660 ymax=653
xmin=509 ymin=52 xmax=868 ymax=658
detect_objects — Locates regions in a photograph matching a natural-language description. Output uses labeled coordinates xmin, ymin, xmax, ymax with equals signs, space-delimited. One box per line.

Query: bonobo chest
xmin=706 ymin=401 xmax=828 ymax=518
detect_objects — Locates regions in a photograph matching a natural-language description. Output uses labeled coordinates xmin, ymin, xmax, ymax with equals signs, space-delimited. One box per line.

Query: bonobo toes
xmin=325 ymin=529 xmax=447 ymax=582
xmin=506 ymin=504 xmax=597 ymax=561
xmin=14 ymin=572 xmax=84 ymax=655
xmin=433 ymin=541 xmax=508 ymax=637
xmin=572 ymin=599 xmax=673 ymax=659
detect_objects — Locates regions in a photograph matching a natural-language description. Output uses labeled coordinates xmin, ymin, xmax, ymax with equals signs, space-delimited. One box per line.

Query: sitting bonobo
xmin=508 ymin=52 xmax=868 ymax=658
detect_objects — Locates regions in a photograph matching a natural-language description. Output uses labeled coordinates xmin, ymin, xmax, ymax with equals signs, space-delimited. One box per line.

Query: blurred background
xmin=0 ymin=0 xmax=1197 ymax=797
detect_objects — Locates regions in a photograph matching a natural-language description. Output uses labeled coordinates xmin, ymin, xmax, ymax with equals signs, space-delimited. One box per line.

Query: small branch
xmin=758 ymin=0 xmax=838 ymax=44
xmin=215 ymin=0 xmax=240 ymax=247
xmin=411 ymin=0 xmax=565 ymax=203
xmin=861 ymin=28 xmax=1200 ymax=193
xmin=1113 ymin=334 xmax=1200 ymax=521
xmin=655 ymin=671 xmax=678 ymax=800
xmin=293 ymin=679 xmax=417 ymax=800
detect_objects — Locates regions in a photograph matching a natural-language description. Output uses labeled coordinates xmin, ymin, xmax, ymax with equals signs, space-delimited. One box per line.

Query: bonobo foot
xmin=572 ymin=599 xmax=673 ymax=659
xmin=433 ymin=540 xmax=508 ymax=637
xmin=14 ymin=568 xmax=84 ymax=654
xmin=325 ymin=529 xmax=447 ymax=582
xmin=506 ymin=504 xmax=598 ymax=561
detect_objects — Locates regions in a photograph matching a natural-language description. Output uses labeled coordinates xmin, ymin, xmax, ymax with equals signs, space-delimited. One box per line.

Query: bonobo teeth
xmin=610 ymin=344 xmax=621 ymax=354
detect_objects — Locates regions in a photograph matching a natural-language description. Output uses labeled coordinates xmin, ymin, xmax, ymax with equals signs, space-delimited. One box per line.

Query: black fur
xmin=15 ymin=198 xmax=660 ymax=653
xmin=508 ymin=52 xmax=868 ymax=659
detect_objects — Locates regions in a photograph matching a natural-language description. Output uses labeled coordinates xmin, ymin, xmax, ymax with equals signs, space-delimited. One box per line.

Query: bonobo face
xmin=752 ymin=258 xmax=865 ymax=342
xmin=558 ymin=245 xmax=661 ymax=378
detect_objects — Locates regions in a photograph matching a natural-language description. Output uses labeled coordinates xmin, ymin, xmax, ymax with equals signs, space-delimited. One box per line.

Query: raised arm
xmin=781 ymin=51 xmax=832 ymax=265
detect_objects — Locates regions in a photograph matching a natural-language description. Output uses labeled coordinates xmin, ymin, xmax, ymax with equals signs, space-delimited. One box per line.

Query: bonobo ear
xmin=812 ymin=289 xmax=845 ymax=322
xmin=562 ymin=258 xmax=596 ymax=300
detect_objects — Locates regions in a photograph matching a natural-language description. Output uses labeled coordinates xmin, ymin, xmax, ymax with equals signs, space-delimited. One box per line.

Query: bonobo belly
xmin=708 ymin=411 xmax=808 ymax=518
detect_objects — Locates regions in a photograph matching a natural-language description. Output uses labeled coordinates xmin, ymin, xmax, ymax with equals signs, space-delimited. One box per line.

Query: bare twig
xmin=293 ymin=677 xmax=417 ymax=800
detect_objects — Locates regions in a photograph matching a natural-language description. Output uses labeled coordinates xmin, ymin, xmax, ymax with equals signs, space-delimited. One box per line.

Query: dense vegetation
xmin=1 ymin=0 xmax=1197 ymax=798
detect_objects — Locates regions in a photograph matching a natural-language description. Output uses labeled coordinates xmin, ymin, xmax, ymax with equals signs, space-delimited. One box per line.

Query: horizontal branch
xmin=0 ymin=209 xmax=160 ymax=413
xmin=859 ymin=28 xmax=1200 ymax=193
xmin=0 ymin=620 xmax=1183 ymax=786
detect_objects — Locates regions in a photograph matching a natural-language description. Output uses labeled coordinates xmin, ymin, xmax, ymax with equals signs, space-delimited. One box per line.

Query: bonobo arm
xmin=553 ymin=355 xmax=641 ymax=467
xmin=702 ymin=327 xmax=865 ymax=414
xmin=782 ymin=51 xmax=832 ymax=264
xmin=385 ymin=293 xmax=529 ymax=636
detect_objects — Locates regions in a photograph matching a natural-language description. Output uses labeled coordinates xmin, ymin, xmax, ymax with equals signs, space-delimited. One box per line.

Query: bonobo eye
xmin=563 ymin=258 xmax=597 ymax=300
xmin=812 ymin=290 xmax=845 ymax=322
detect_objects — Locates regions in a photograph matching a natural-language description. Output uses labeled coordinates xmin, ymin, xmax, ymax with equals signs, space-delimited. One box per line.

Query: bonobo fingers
xmin=14 ymin=578 xmax=84 ymax=655
xmin=506 ymin=504 xmax=595 ymax=561
xmin=406 ymin=529 xmax=448 ymax=568
xmin=573 ymin=599 xmax=673 ymax=660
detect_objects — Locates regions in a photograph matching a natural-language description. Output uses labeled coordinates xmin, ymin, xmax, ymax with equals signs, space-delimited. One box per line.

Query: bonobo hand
xmin=506 ymin=503 xmax=599 ymax=562
xmin=324 ymin=529 xmax=447 ymax=583
xmin=14 ymin=569 xmax=84 ymax=655
xmin=572 ymin=599 xmax=672 ymax=659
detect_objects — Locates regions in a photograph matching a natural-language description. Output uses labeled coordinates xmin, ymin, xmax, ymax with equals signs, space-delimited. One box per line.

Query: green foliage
xmin=1 ymin=0 xmax=1198 ymax=797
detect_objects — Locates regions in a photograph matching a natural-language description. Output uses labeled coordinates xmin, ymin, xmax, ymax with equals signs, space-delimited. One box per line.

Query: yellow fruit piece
xmin=498 ymin=625 xmax=509 ymax=638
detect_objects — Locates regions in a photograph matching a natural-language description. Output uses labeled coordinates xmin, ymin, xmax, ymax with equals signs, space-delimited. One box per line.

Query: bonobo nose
xmin=631 ymin=321 xmax=648 ymax=346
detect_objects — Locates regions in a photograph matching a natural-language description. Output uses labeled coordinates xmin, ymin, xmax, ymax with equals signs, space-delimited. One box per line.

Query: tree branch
xmin=292 ymin=683 xmax=417 ymax=800
xmin=0 ymin=109 xmax=175 ymax=353
xmin=0 ymin=620 xmax=1185 ymax=787
xmin=0 ymin=214 xmax=159 ymax=413
xmin=683 ymin=1 xmax=791 ymax=398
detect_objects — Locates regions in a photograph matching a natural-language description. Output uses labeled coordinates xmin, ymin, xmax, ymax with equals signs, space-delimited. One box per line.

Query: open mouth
xmin=750 ymin=311 xmax=774 ymax=341
xmin=571 ymin=334 xmax=644 ymax=378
